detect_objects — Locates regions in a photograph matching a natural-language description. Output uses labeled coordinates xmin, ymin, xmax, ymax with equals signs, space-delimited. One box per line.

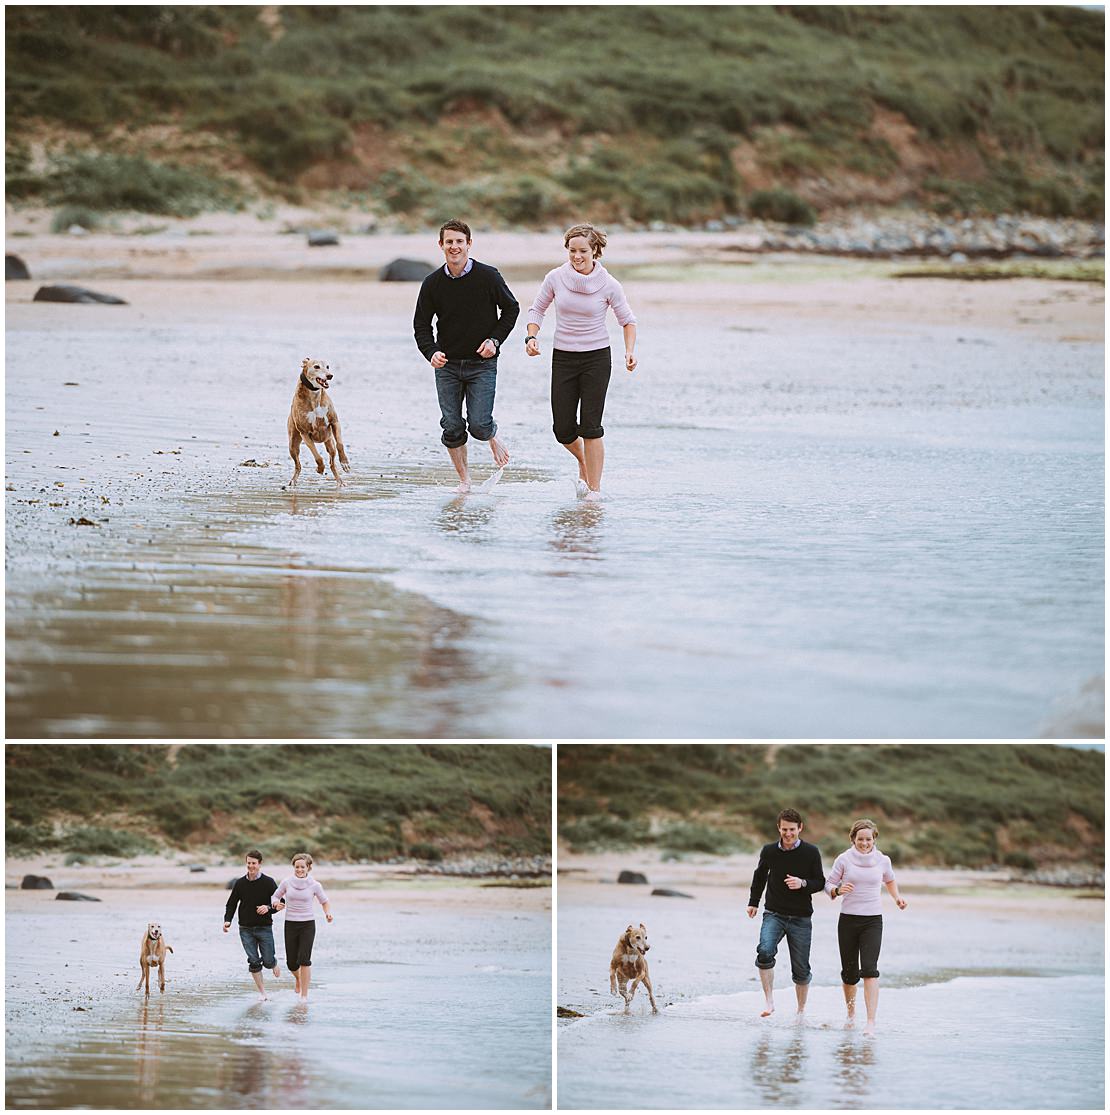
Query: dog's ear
xmin=624 ymin=924 xmax=634 ymax=936
xmin=639 ymin=922 xmax=647 ymax=930
xmin=301 ymin=358 xmax=311 ymax=372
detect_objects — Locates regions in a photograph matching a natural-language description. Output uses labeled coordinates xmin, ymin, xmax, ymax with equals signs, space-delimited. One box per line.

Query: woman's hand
xmin=326 ymin=913 xmax=334 ymax=923
xmin=839 ymin=882 xmax=855 ymax=895
xmin=625 ymin=351 xmax=637 ymax=373
xmin=895 ymin=897 xmax=907 ymax=910
xmin=525 ymin=335 xmax=540 ymax=357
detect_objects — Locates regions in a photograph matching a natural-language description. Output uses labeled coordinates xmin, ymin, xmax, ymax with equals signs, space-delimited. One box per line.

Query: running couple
xmin=747 ymin=808 xmax=907 ymax=1035
xmin=412 ymin=219 xmax=638 ymax=499
xmin=223 ymin=850 xmax=333 ymax=1002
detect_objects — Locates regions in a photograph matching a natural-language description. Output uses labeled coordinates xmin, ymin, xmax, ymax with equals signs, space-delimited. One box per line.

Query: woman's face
xmin=853 ymin=828 xmax=876 ymax=853
xmin=567 ymin=235 xmax=595 ymax=274
xmin=293 ymin=859 xmax=311 ymax=878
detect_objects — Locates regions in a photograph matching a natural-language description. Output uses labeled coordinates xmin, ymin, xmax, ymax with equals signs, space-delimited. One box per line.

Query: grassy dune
xmin=5 ymin=744 xmax=551 ymax=862
xmin=558 ymin=744 xmax=1104 ymax=869
xmin=5 ymin=6 xmax=1103 ymax=224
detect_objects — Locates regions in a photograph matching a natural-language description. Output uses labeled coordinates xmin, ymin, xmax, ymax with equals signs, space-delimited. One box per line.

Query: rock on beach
xmin=33 ymin=284 xmax=128 ymax=305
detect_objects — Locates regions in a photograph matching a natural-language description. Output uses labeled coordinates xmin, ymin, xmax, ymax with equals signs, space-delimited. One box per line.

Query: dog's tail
xmin=166 ymin=945 xmax=174 ymax=954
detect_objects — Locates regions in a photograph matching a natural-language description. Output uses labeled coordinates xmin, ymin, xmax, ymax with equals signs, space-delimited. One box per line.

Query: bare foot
xmin=489 ymin=437 xmax=510 ymax=468
xmin=453 ymin=480 xmax=471 ymax=494
xmin=258 ymin=992 xmax=269 ymax=1002
xmin=575 ymin=478 xmax=589 ymax=498
xmin=584 ymin=489 xmax=604 ymax=502
xmin=760 ymin=1005 xmax=775 ymax=1018
xmin=863 ymin=1020 xmax=876 ymax=1036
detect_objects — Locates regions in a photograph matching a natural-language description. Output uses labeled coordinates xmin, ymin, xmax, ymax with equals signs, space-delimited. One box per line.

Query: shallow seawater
xmin=5 ymin=285 xmax=1103 ymax=737
xmin=5 ymin=892 xmax=550 ymax=1109
xmin=557 ymin=976 xmax=1103 ymax=1110
xmin=557 ymin=886 xmax=1104 ymax=1109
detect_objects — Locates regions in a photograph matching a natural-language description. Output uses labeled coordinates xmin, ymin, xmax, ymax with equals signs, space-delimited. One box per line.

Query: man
xmin=223 ymin=849 xmax=282 ymax=1001
xmin=746 ymin=808 xmax=825 ymax=1018
xmin=413 ymin=219 xmax=519 ymax=493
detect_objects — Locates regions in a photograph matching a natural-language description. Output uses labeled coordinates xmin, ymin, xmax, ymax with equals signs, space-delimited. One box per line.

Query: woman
xmin=825 ymin=819 xmax=907 ymax=1034
xmin=271 ymin=852 xmax=332 ymax=1001
xmin=525 ymin=223 xmax=637 ymax=500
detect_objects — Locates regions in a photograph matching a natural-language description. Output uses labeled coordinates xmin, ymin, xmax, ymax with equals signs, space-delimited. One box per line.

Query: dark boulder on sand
xmin=21 ymin=874 xmax=53 ymax=890
xmin=56 ymin=891 xmax=101 ymax=902
xmin=6 ymin=254 xmax=31 ymax=280
xmin=307 ymin=230 xmax=340 ymax=247
xmin=380 ymin=258 xmax=435 ymax=282
xmin=618 ymin=870 xmax=649 ymax=885
xmin=33 ymin=284 xmax=127 ymax=305
xmin=651 ymin=887 xmax=694 ymax=899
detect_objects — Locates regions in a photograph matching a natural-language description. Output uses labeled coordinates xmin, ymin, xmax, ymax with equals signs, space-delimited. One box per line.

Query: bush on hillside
xmin=748 ymin=188 xmax=817 ymax=226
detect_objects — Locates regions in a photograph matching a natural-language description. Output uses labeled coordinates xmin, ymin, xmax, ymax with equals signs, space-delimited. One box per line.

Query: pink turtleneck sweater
xmin=825 ymin=847 xmax=895 ymax=915
xmin=273 ymin=874 xmax=328 ymax=920
xmin=526 ymin=262 xmax=637 ymax=351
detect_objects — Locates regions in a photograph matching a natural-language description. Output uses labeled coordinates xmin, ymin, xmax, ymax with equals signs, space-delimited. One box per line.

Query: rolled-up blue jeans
xmin=434 ymin=357 xmax=498 ymax=448
xmin=238 ymin=926 xmax=276 ymax=973
xmin=755 ymin=910 xmax=813 ymax=984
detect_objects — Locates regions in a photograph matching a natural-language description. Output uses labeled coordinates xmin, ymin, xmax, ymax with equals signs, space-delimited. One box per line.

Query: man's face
xmin=778 ymin=821 xmax=801 ymax=848
xmin=245 ymin=856 xmax=261 ymax=877
xmin=440 ymin=229 xmax=471 ymax=269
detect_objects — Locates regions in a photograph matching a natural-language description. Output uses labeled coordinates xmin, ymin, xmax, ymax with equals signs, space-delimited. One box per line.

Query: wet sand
xmin=557 ymin=852 xmax=1104 ymax=1109
xmin=5 ymin=863 xmax=551 ymax=1108
xmin=5 ymin=223 xmax=1104 ymax=737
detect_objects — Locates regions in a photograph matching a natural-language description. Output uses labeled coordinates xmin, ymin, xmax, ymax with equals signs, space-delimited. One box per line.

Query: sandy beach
xmin=5 ymin=857 xmax=551 ymax=1109
xmin=556 ymin=850 xmax=1104 ymax=1109
xmin=6 ymin=214 xmax=1104 ymax=737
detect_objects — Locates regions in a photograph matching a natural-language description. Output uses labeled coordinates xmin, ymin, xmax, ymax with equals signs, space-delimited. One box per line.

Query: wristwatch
xmin=487 ymin=337 xmax=500 ymax=353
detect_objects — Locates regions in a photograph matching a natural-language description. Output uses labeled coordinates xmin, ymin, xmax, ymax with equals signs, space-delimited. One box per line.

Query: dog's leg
xmin=158 ymin=959 xmax=165 ymax=994
xmin=136 ymin=966 xmax=146 ymax=992
xmin=642 ymin=972 xmax=659 ymax=1014
xmin=289 ymin=429 xmax=303 ymax=488
xmin=610 ymin=967 xmax=618 ymax=997
xmin=303 ymin=435 xmax=326 ymax=476
xmin=325 ymin=435 xmax=343 ymax=487
xmin=331 ymin=417 xmax=352 ymax=473
xmin=618 ymin=974 xmax=631 ymax=1010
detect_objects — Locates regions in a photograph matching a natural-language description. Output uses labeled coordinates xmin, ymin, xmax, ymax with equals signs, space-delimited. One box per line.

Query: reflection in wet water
xmin=548 ymin=505 xmax=605 ymax=563
xmin=833 ymin=1030 xmax=877 ymax=1105
xmin=5 ymin=497 xmax=508 ymax=737
xmin=750 ymin=1029 xmax=809 ymax=1106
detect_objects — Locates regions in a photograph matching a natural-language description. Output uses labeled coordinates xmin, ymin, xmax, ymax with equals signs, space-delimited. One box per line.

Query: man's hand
xmin=255 ymin=905 xmax=269 ymax=915
xmin=785 ymin=874 xmax=804 ymax=890
xmin=222 ymin=922 xmax=230 ymax=934
xmin=430 ymin=351 xmax=448 ymax=368
xmin=475 ymin=339 xmax=497 ymax=359
xmin=746 ymin=906 xmax=758 ymax=919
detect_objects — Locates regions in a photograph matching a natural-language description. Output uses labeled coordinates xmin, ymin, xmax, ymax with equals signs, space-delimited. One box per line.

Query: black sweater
xmin=747 ymin=840 xmax=826 ymax=917
xmin=413 ymin=261 xmax=520 ymax=361
xmin=224 ymin=872 xmax=278 ymax=928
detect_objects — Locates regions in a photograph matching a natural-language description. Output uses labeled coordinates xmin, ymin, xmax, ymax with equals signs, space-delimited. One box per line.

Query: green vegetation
xmin=558 ymin=745 xmax=1104 ymax=869
xmin=5 ymin=6 xmax=1103 ymax=224
xmin=5 ymin=744 xmax=551 ymax=861
xmin=892 ymin=260 xmax=1105 ymax=283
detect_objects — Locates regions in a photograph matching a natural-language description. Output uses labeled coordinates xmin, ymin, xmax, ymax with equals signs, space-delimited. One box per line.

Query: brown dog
xmin=609 ymin=922 xmax=658 ymax=1013
xmin=136 ymin=921 xmax=173 ymax=995
xmin=288 ymin=357 xmax=351 ymax=487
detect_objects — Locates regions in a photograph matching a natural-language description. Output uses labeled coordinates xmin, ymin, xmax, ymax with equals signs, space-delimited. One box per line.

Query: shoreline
xmin=7 ymin=854 xmax=552 ymax=891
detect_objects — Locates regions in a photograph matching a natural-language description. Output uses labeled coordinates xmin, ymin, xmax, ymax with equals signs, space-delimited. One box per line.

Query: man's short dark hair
xmin=246 ymin=849 xmax=263 ymax=862
xmin=777 ymin=809 xmax=803 ymax=826
xmin=439 ymin=219 xmax=471 ymax=242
